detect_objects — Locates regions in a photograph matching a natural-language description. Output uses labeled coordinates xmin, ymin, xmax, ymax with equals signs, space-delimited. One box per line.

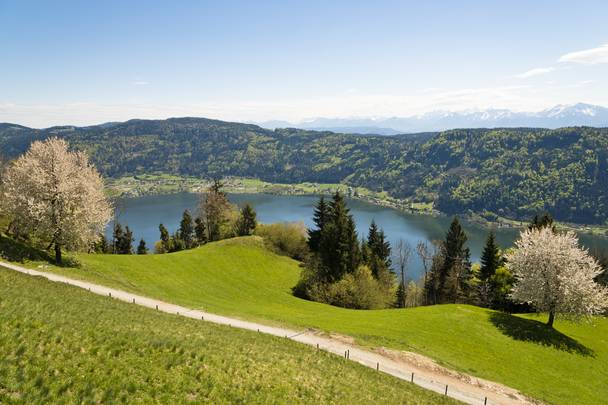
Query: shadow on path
xmin=489 ymin=312 xmax=594 ymax=357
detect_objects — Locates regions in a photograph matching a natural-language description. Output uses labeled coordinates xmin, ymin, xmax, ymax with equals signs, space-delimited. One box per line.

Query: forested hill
xmin=1 ymin=118 xmax=607 ymax=224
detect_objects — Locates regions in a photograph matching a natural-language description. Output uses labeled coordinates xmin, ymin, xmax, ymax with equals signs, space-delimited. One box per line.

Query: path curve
xmin=1 ymin=261 xmax=535 ymax=405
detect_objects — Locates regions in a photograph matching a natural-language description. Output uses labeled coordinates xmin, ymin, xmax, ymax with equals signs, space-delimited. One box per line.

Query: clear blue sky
xmin=1 ymin=0 xmax=607 ymax=127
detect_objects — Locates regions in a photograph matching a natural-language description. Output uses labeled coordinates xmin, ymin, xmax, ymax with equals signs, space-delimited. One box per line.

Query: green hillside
xmin=1 ymin=119 xmax=608 ymax=223
xmin=26 ymin=237 xmax=608 ymax=405
xmin=0 ymin=269 xmax=454 ymax=404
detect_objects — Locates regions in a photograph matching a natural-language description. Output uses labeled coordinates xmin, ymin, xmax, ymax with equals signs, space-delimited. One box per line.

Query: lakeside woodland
xmin=2 ymin=119 xmax=608 ymax=225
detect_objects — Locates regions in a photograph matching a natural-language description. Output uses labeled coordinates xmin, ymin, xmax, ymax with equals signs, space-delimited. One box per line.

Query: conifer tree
xmin=159 ymin=223 xmax=170 ymax=252
xmin=121 ymin=226 xmax=134 ymax=254
xmin=318 ymin=192 xmax=360 ymax=282
xmin=137 ymin=238 xmax=147 ymax=255
xmin=366 ymin=220 xmax=392 ymax=278
xmin=236 ymin=203 xmax=257 ymax=236
xmin=308 ymin=196 xmax=329 ymax=252
xmin=437 ymin=217 xmax=471 ymax=303
xmin=194 ymin=217 xmax=206 ymax=246
xmin=178 ymin=209 xmax=194 ymax=248
xmin=112 ymin=223 xmax=124 ymax=254
xmin=478 ymin=231 xmax=502 ymax=307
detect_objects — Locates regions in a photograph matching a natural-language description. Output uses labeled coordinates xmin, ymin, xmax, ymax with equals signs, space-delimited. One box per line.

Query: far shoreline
xmin=104 ymin=173 xmax=608 ymax=239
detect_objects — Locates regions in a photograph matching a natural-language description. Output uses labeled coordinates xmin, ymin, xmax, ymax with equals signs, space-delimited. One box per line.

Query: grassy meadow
xmin=0 ymin=269 xmax=455 ymax=404
xmin=10 ymin=236 xmax=606 ymax=405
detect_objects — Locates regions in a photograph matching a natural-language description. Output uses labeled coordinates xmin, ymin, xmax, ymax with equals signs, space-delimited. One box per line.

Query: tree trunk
xmin=55 ymin=243 xmax=62 ymax=265
xmin=547 ymin=310 xmax=555 ymax=328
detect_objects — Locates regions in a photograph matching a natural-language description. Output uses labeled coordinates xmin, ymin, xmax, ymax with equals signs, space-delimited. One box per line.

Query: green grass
xmin=0 ymin=269 xmax=455 ymax=404
xmin=8 ymin=236 xmax=608 ymax=405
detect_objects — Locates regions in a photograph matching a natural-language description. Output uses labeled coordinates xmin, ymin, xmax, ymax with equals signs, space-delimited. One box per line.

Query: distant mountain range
xmin=257 ymin=103 xmax=608 ymax=135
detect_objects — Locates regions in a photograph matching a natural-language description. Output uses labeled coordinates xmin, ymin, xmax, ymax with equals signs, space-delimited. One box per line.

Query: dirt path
xmin=1 ymin=261 xmax=537 ymax=405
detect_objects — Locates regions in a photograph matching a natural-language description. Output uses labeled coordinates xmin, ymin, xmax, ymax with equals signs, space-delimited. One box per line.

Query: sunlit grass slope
xmin=0 ymin=270 xmax=455 ymax=404
xmin=18 ymin=236 xmax=608 ymax=405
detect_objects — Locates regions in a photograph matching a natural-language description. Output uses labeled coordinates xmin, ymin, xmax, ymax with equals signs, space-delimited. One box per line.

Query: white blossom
xmin=2 ymin=138 xmax=112 ymax=259
xmin=507 ymin=227 xmax=608 ymax=324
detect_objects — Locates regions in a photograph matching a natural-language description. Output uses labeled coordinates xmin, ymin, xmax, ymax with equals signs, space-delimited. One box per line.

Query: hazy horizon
xmin=1 ymin=0 xmax=607 ymax=127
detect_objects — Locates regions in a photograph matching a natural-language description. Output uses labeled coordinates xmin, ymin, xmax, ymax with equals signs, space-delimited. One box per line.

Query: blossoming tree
xmin=2 ymin=138 xmax=112 ymax=264
xmin=507 ymin=227 xmax=608 ymax=327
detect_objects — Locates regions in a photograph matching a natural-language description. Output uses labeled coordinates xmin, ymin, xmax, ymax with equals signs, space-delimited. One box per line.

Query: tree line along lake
xmin=108 ymin=192 xmax=608 ymax=281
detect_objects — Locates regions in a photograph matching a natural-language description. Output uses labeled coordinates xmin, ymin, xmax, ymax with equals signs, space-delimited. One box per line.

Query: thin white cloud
xmin=515 ymin=67 xmax=555 ymax=79
xmin=132 ymin=80 xmax=149 ymax=86
xmin=559 ymin=43 xmax=608 ymax=65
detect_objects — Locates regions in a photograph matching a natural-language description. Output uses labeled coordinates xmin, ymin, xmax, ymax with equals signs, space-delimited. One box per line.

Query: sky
xmin=1 ymin=0 xmax=607 ymax=127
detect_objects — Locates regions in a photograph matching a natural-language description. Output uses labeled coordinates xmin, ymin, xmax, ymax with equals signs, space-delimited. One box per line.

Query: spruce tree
xmin=121 ymin=226 xmax=134 ymax=254
xmin=236 ymin=203 xmax=257 ymax=236
xmin=479 ymin=232 xmax=501 ymax=282
xmin=159 ymin=223 xmax=170 ymax=252
xmin=318 ymin=192 xmax=360 ymax=282
xmin=478 ymin=231 xmax=502 ymax=307
xmin=178 ymin=209 xmax=194 ymax=248
xmin=366 ymin=220 xmax=392 ymax=278
xmin=137 ymin=239 xmax=147 ymax=255
xmin=439 ymin=217 xmax=471 ymax=303
xmin=194 ymin=217 xmax=206 ymax=246
xmin=112 ymin=223 xmax=124 ymax=254
xmin=308 ymin=196 xmax=329 ymax=252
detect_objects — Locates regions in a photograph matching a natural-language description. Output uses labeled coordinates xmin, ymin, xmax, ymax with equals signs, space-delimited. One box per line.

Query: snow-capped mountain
xmin=258 ymin=103 xmax=608 ymax=134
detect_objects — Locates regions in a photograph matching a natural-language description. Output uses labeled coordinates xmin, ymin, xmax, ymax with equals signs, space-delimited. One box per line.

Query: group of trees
xmin=295 ymin=193 xmax=396 ymax=309
xmin=1 ymin=137 xmax=606 ymax=328
xmin=155 ymin=180 xmax=258 ymax=254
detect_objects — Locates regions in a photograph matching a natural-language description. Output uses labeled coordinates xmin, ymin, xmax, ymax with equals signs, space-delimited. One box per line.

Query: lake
xmin=108 ymin=193 xmax=608 ymax=281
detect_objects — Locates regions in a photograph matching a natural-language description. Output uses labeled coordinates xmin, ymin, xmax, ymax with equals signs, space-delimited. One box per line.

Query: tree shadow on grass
xmin=0 ymin=234 xmax=79 ymax=268
xmin=489 ymin=312 xmax=594 ymax=357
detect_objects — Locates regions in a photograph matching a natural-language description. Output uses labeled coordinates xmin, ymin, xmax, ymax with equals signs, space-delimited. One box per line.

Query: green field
xmin=8 ymin=237 xmax=608 ymax=405
xmin=0 ymin=269 xmax=455 ymax=404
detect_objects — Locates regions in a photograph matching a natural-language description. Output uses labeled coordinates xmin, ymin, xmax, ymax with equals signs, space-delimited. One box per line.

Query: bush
xmin=295 ymin=264 xmax=396 ymax=310
xmin=255 ymin=222 xmax=309 ymax=260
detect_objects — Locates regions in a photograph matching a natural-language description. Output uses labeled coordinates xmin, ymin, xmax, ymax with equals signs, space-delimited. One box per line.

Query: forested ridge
xmin=1 ymin=118 xmax=607 ymax=224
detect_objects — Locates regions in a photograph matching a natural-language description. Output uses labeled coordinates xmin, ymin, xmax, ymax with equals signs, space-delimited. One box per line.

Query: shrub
xmin=255 ymin=222 xmax=309 ymax=260
xmin=296 ymin=264 xmax=395 ymax=310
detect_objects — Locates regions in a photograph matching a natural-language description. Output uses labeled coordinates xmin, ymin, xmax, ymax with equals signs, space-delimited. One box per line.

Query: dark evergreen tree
xmin=431 ymin=217 xmax=472 ymax=303
xmin=479 ymin=232 xmax=501 ymax=282
xmin=121 ymin=226 xmax=134 ymax=254
xmin=366 ymin=220 xmax=392 ymax=278
xmin=307 ymin=196 xmax=329 ymax=252
xmin=113 ymin=224 xmax=133 ymax=254
xmin=170 ymin=232 xmax=185 ymax=252
xmin=194 ymin=217 xmax=207 ymax=246
xmin=159 ymin=223 xmax=170 ymax=252
xmin=236 ymin=203 xmax=257 ymax=236
xmin=178 ymin=209 xmax=194 ymax=248
xmin=317 ymin=192 xmax=360 ymax=282
xmin=112 ymin=223 xmax=124 ymax=254
xmin=137 ymin=238 xmax=147 ymax=255
xmin=478 ymin=231 xmax=502 ymax=307
xmin=396 ymin=280 xmax=406 ymax=308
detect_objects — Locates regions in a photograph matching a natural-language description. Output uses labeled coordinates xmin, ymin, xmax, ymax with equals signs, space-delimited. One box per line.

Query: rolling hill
xmin=17 ymin=236 xmax=608 ymax=405
xmin=0 ymin=268 xmax=454 ymax=404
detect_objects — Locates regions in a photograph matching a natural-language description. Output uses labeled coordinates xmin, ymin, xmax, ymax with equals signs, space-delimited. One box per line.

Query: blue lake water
xmin=107 ymin=193 xmax=608 ymax=281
